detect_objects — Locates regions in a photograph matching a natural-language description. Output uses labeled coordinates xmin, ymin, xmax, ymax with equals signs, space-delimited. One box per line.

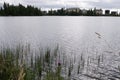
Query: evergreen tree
xmin=0 ymin=2 xmax=43 ymax=16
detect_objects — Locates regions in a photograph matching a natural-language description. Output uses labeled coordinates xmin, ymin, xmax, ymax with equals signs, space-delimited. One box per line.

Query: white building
xmin=82 ymin=9 xmax=87 ymax=15
xmin=95 ymin=9 xmax=103 ymax=15
xmin=66 ymin=8 xmax=80 ymax=13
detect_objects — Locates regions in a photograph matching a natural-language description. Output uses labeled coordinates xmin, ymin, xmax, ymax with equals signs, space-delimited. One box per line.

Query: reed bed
xmin=0 ymin=45 xmax=69 ymax=80
xmin=0 ymin=43 xmax=120 ymax=80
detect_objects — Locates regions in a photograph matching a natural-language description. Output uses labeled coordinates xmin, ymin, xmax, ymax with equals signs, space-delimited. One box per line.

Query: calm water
xmin=0 ymin=16 xmax=120 ymax=56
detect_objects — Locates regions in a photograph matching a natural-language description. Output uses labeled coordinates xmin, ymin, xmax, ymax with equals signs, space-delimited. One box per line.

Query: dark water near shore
xmin=0 ymin=16 xmax=120 ymax=57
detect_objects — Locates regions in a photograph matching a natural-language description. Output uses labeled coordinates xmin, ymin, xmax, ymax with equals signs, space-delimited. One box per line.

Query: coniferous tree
xmin=0 ymin=2 xmax=43 ymax=16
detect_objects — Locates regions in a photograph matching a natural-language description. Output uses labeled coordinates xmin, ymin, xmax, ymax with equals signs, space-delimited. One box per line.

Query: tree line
xmin=0 ymin=3 xmax=43 ymax=16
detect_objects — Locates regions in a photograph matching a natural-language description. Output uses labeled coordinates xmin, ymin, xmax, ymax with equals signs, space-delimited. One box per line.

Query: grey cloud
xmin=1 ymin=0 xmax=120 ymax=9
xmin=87 ymin=1 xmax=120 ymax=9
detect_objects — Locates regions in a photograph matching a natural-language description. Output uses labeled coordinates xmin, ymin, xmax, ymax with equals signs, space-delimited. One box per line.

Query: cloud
xmin=85 ymin=0 xmax=120 ymax=9
xmin=0 ymin=0 xmax=120 ymax=9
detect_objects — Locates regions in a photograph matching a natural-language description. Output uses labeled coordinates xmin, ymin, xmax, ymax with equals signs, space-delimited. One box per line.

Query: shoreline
xmin=0 ymin=15 xmax=120 ymax=17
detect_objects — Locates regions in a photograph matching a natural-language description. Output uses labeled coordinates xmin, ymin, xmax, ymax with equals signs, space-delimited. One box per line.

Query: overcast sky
xmin=0 ymin=0 xmax=120 ymax=10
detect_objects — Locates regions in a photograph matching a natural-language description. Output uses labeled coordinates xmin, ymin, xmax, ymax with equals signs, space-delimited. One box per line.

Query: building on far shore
xmin=105 ymin=10 xmax=110 ymax=15
xmin=111 ymin=11 xmax=118 ymax=16
xmin=95 ymin=9 xmax=103 ymax=15
xmin=82 ymin=9 xmax=87 ymax=15
xmin=66 ymin=8 xmax=80 ymax=13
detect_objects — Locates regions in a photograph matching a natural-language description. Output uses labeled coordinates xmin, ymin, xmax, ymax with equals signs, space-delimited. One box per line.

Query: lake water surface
xmin=0 ymin=16 xmax=120 ymax=57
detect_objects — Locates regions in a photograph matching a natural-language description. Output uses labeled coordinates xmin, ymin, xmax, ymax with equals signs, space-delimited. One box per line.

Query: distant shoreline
xmin=0 ymin=15 xmax=120 ymax=17
xmin=1 ymin=3 xmax=119 ymax=16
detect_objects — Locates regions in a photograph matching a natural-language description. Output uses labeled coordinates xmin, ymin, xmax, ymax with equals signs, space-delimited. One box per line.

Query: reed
xmin=0 ymin=42 xmax=120 ymax=80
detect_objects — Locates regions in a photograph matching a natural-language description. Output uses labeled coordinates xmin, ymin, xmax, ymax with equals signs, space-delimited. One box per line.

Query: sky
xmin=0 ymin=0 xmax=120 ymax=10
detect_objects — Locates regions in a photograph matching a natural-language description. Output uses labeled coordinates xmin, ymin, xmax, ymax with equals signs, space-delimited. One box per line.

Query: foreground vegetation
xmin=0 ymin=43 xmax=120 ymax=80
xmin=0 ymin=45 xmax=65 ymax=80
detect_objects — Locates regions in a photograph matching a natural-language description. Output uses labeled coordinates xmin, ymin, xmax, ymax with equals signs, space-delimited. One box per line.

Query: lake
xmin=0 ymin=16 xmax=120 ymax=57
